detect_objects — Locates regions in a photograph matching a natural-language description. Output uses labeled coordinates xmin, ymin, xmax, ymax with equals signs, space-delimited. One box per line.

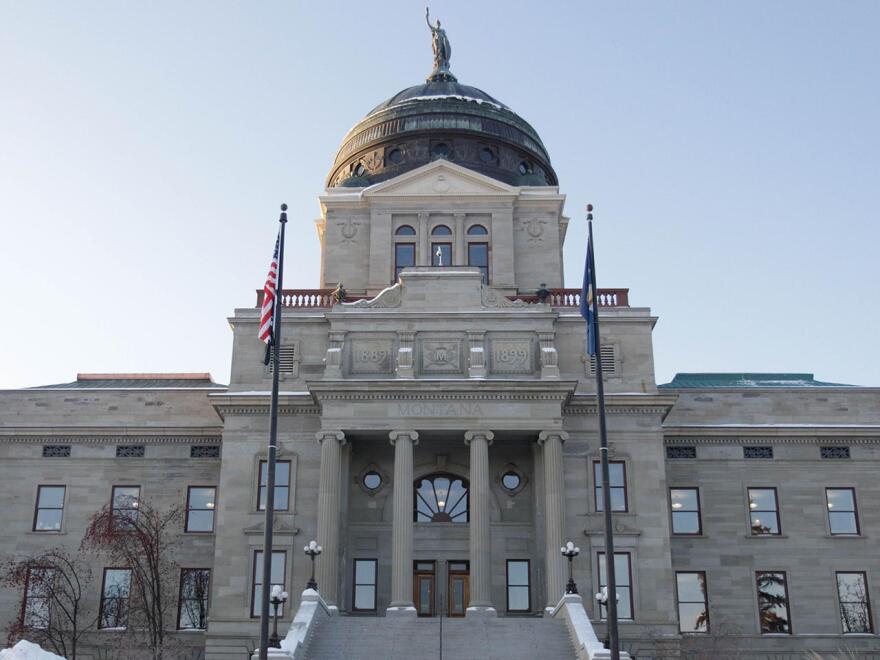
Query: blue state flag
xmin=579 ymin=238 xmax=597 ymax=356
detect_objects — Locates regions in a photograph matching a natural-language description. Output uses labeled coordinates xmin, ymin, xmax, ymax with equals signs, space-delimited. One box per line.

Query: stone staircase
xmin=302 ymin=615 xmax=577 ymax=660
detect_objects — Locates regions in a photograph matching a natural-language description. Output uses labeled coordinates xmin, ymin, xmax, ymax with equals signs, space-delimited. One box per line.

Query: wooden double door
xmin=413 ymin=560 xmax=469 ymax=617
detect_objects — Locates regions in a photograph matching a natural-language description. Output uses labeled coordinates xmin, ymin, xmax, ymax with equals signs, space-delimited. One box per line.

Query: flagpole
xmin=259 ymin=203 xmax=287 ymax=660
xmin=589 ymin=206 xmax=621 ymax=660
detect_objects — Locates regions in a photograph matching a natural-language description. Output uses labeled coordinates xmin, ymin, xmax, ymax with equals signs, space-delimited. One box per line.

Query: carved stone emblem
xmin=490 ymin=339 xmax=534 ymax=374
xmin=521 ymin=218 xmax=546 ymax=243
xmin=420 ymin=339 xmax=462 ymax=374
xmin=432 ymin=174 xmax=451 ymax=193
xmin=349 ymin=339 xmax=394 ymax=374
xmin=337 ymin=218 xmax=359 ymax=243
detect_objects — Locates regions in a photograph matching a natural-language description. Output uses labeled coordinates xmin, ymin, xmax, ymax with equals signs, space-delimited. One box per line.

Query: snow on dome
xmin=0 ymin=641 xmax=67 ymax=660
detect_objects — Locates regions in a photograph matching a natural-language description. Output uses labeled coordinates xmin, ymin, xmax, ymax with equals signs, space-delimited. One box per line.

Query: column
xmin=417 ymin=212 xmax=429 ymax=265
xmin=315 ymin=430 xmax=346 ymax=607
xmin=538 ymin=430 xmax=568 ymax=611
xmin=453 ymin=212 xmax=466 ymax=265
xmin=388 ymin=430 xmax=419 ymax=617
xmin=464 ymin=430 xmax=496 ymax=617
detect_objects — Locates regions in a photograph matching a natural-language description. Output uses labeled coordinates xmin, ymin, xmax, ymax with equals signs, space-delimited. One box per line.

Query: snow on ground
xmin=0 ymin=641 xmax=66 ymax=660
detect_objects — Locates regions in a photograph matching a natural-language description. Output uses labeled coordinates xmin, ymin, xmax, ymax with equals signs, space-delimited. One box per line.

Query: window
xmin=432 ymin=143 xmax=450 ymax=158
xmin=821 ymin=446 xmax=851 ymax=459
xmin=116 ymin=445 xmax=145 ymax=458
xmin=479 ymin=147 xmax=495 ymax=163
xmin=42 ymin=445 xmax=70 ymax=458
xmin=388 ymin=148 xmax=403 ymax=164
xmin=251 ymin=551 xmax=286 ymax=617
xmin=501 ymin=471 xmax=521 ymax=492
xmin=178 ymin=568 xmax=210 ymax=630
xmin=99 ymin=568 xmax=132 ymax=629
xmin=258 ymin=460 xmax=290 ymax=511
xmin=666 ymin=446 xmax=696 ymax=459
xmin=467 ymin=224 xmax=488 ymax=235
xmin=743 ymin=446 xmax=773 ymax=459
xmin=826 ymin=488 xmax=859 ymax=535
xmin=22 ymin=568 xmax=54 ymax=629
xmin=432 ymin=242 xmax=452 ymax=266
xmin=33 ymin=486 xmax=65 ymax=532
xmin=395 ymin=225 xmax=416 ymax=236
xmin=518 ymin=161 xmax=531 ymax=175
xmin=352 ymin=559 xmax=377 ymax=612
xmin=594 ymin=461 xmax=627 ymax=512
xmin=111 ymin=486 xmax=140 ymax=530
xmin=185 ymin=487 xmax=216 ymax=532
xmin=467 ymin=243 xmax=489 ymax=283
xmin=670 ymin=488 xmax=702 ymax=535
xmin=362 ymin=471 xmax=382 ymax=491
xmin=506 ymin=560 xmax=530 ymax=612
xmin=676 ymin=572 xmax=709 ymax=633
xmin=597 ymin=552 xmax=633 ymax=620
xmin=431 ymin=225 xmax=452 ymax=236
xmin=748 ymin=488 xmax=780 ymax=535
xmin=415 ymin=473 xmax=469 ymax=523
xmin=756 ymin=571 xmax=791 ymax=634
xmin=394 ymin=243 xmax=415 ymax=281
xmin=190 ymin=445 xmax=220 ymax=458
xmin=588 ymin=345 xmax=617 ymax=376
xmin=837 ymin=572 xmax=873 ymax=634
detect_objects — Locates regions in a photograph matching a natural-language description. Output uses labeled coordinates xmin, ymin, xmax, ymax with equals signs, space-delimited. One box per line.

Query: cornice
xmin=209 ymin=392 xmax=320 ymax=419
xmin=0 ymin=434 xmax=222 ymax=445
xmin=664 ymin=425 xmax=880 ymax=440
xmin=564 ymin=394 xmax=677 ymax=416
xmin=308 ymin=379 xmax=577 ymax=403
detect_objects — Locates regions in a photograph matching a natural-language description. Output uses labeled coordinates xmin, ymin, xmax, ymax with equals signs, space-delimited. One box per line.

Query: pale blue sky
xmin=1 ymin=1 xmax=878 ymax=388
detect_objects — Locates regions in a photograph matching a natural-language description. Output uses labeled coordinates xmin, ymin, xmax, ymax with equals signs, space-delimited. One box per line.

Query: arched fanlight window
xmin=431 ymin=225 xmax=452 ymax=236
xmin=467 ymin=224 xmax=488 ymax=235
xmin=396 ymin=225 xmax=416 ymax=236
xmin=414 ymin=473 xmax=469 ymax=523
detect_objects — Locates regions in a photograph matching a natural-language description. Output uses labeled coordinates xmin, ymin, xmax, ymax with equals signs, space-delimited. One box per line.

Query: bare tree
xmin=1 ymin=547 xmax=97 ymax=660
xmin=81 ymin=497 xmax=183 ymax=660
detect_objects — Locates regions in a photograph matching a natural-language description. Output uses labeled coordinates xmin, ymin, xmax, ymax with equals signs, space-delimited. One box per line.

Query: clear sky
xmin=1 ymin=1 xmax=878 ymax=388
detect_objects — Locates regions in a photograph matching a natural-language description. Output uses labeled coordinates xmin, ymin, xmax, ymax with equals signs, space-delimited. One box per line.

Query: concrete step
xmin=303 ymin=615 xmax=576 ymax=660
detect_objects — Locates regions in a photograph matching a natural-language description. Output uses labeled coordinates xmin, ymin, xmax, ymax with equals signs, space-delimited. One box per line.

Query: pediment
xmin=363 ymin=160 xmax=518 ymax=198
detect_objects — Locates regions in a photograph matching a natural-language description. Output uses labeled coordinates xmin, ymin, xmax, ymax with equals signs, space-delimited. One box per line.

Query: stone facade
xmin=1 ymin=107 xmax=879 ymax=660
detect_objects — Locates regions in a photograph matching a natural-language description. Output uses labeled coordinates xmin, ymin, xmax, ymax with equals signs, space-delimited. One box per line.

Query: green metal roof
xmin=659 ymin=373 xmax=855 ymax=389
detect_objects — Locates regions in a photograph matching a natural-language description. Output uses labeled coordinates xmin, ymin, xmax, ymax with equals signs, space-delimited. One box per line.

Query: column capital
xmin=316 ymin=430 xmax=347 ymax=445
xmin=464 ymin=430 xmax=494 ymax=446
xmin=389 ymin=430 xmax=419 ymax=446
xmin=537 ymin=430 xmax=569 ymax=446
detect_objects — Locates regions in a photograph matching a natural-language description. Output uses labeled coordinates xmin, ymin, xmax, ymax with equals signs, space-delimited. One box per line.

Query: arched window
xmin=396 ymin=225 xmax=416 ymax=236
xmin=467 ymin=224 xmax=488 ymax=235
xmin=431 ymin=225 xmax=452 ymax=236
xmin=414 ymin=473 xmax=469 ymax=523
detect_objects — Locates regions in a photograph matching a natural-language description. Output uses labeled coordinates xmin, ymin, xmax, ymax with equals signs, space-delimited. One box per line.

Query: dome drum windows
xmin=415 ymin=473 xmax=469 ymax=523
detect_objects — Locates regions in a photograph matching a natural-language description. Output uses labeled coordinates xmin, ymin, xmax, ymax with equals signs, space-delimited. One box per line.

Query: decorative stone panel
xmin=489 ymin=338 xmax=535 ymax=375
xmin=419 ymin=338 xmax=463 ymax=375
xmin=349 ymin=338 xmax=394 ymax=375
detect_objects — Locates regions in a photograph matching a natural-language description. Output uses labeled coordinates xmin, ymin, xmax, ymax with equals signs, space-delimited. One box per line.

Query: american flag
xmin=259 ymin=230 xmax=281 ymax=344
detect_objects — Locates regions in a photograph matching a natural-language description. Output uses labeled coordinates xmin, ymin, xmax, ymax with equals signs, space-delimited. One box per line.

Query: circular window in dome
xmin=354 ymin=163 xmax=366 ymax=177
xmin=388 ymin=148 xmax=403 ymax=164
xmin=518 ymin=161 xmax=531 ymax=176
xmin=363 ymin=471 xmax=382 ymax=491
xmin=479 ymin=147 xmax=495 ymax=163
xmin=433 ymin=143 xmax=450 ymax=158
xmin=501 ymin=471 xmax=521 ymax=492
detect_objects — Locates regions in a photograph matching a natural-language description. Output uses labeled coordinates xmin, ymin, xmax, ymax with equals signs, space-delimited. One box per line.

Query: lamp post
xmin=595 ymin=585 xmax=620 ymax=650
xmin=561 ymin=541 xmax=580 ymax=594
xmin=304 ymin=540 xmax=322 ymax=591
xmin=268 ymin=585 xmax=289 ymax=648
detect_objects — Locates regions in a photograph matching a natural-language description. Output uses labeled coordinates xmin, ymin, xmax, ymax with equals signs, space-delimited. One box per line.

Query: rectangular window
xmin=251 ymin=550 xmax=286 ymax=618
xmin=676 ymin=572 xmax=709 ymax=633
xmin=756 ymin=571 xmax=791 ymax=633
xmin=743 ymin=446 xmax=774 ymax=459
xmin=594 ymin=461 xmax=627 ymax=512
xmin=821 ymin=446 xmax=850 ymax=459
xmin=467 ymin=243 xmax=489 ymax=283
xmin=22 ymin=568 xmax=54 ymax=629
xmin=100 ymin=568 xmax=132 ymax=629
xmin=826 ymin=488 xmax=860 ymax=535
xmin=597 ymin=552 xmax=633 ymax=620
xmin=258 ymin=461 xmax=290 ymax=511
xmin=42 ymin=445 xmax=70 ymax=458
xmin=748 ymin=488 xmax=780 ymax=535
xmin=111 ymin=486 xmax=140 ymax=530
xmin=352 ymin=559 xmax=377 ymax=612
xmin=33 ymin=486 xmax=65 ymax=532
xmin=185 ymin=486 xmax=216 ymax=533
xmin=666 ymin=446 xmax=696 ymax=459
xmin=431 ymin=242 xmax=452 ymax=267
xmin=178 ymin=568 xmax=210 ymax=630
xmin=836 ymin=572 xmax=873 ymax=634
xmin=394 ymin=243 xmax=415 ymax=281
xmin=190 ymin=445 xmax=220 ymax=458
xmin=670 ymin=488 xmax=702 ymax=535
xmin=506 ymin=560 xmax=530 ymax=613
xmin=116 ymin=445 xmax=145 ymax=458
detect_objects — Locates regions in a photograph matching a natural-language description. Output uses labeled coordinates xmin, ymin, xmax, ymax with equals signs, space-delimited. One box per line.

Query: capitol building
xmin=1 ymin=22 xmax=878 ymax=660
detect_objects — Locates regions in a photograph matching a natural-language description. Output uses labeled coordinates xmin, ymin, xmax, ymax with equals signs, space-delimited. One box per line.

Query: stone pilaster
xmin=396 ymin=332 xmax=415 ymax=379
xmin=323 ymin=331 xmax=346 ymax=379
xmin=467 ymin=331 xmax=487 ymax=378
xmin=539 ymin=332 xmax=560 ymax=380
xmin=538 ymin=430 xmax=568 ymax=610
xmin=464 ymin=430 xmax=497 ymax=617
xmin=315 ymin=430 xmax=346 ymax=607
xmin=388 ymin=430 xmax=419 ymax=617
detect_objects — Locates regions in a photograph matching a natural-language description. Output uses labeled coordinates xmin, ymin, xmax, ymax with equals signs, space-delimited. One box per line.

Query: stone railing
xmin=256 ymin=287 xmax=629 ymax=309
